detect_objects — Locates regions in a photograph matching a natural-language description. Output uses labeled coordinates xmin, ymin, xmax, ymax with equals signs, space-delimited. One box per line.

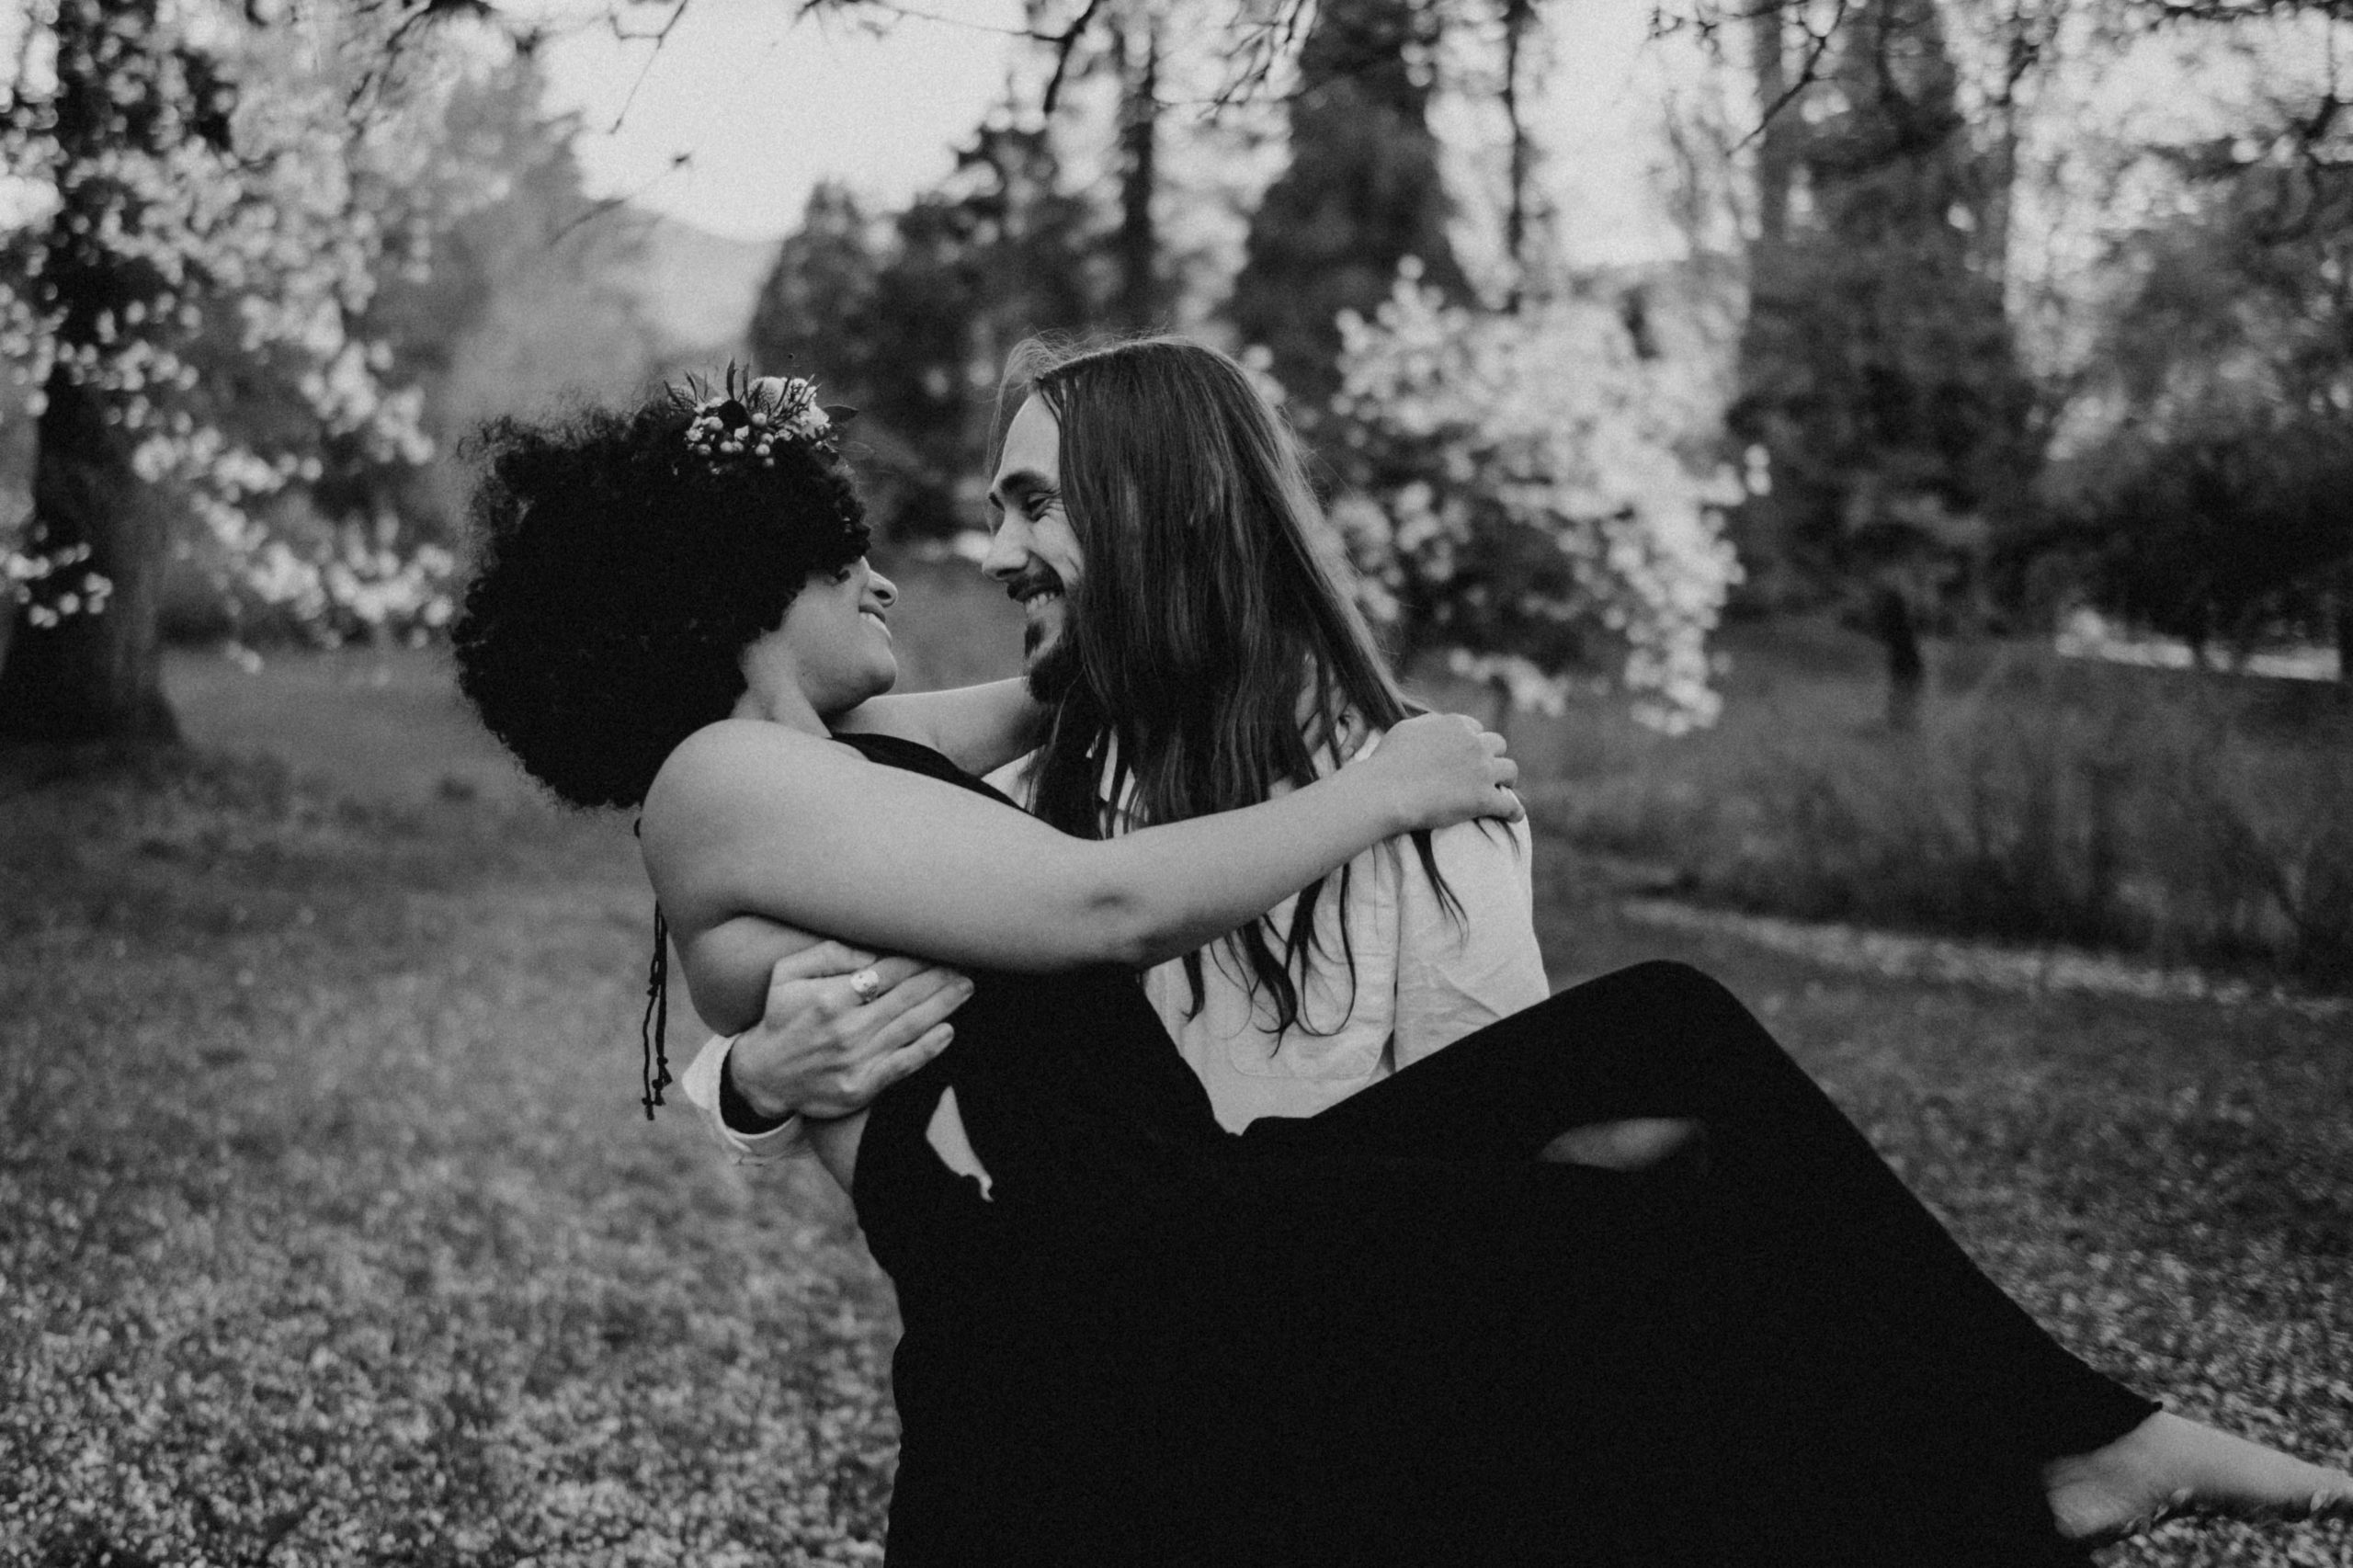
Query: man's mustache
xmin=1006 ymin=566 xmax=1066 ymax=604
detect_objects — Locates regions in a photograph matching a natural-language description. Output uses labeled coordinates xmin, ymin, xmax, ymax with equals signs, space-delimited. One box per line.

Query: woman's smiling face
xmin=743 ymin=557 xmax=900 ymax=721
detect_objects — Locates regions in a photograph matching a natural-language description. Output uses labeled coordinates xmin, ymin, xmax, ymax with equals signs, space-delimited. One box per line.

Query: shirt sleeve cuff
xmin=680 ymin=1033 xmax=812 ymax=1164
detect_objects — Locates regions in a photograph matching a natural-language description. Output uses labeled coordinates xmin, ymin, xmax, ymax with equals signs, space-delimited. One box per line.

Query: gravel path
xmin=1621 ymin=897 xmax=2353 ymax=1021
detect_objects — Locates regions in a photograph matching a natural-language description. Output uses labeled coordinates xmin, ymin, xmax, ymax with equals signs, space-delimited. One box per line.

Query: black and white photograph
xmin=3 ymin=0 xmax=2349 ymax=1562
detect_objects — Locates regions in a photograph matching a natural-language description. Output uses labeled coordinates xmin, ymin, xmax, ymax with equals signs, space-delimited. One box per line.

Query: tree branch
xmin=1039 ymin=0 xmax=1107 ymax=115
xmin=791 ymin=0 xmax=1087 ymax=45
xmin=786 ymin=0 xmax=1121 ymax=116
xmin=547 ymin=152 xmax=690 ymax=245
xmin=1722 ymin=0 xmax=1847 ymax=150
xmin=352 ymin=0 xmax=501 ymax=109
xmin=1206 ymin=0 xmax=1316 ymax=112
xmin=606 ymin=0 xmax=694 ymax=131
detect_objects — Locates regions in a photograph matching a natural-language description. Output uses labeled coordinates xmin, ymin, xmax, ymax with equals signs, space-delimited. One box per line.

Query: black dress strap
xmin=828 ymin=729 xmax=1021 ymax=807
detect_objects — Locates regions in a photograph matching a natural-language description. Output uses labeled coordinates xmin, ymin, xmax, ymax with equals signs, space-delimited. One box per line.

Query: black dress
xmin=836 ymin=732 xmax=2157 ymax=1568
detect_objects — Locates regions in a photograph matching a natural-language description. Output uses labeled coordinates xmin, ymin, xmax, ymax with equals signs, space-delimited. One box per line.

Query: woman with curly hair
xmin=452 ymin=372 xmax=2351 ymax=1568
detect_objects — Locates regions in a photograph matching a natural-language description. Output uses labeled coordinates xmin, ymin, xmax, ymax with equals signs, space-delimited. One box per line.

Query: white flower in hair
xmin=675 ymin=367 xmax=854 ymax=472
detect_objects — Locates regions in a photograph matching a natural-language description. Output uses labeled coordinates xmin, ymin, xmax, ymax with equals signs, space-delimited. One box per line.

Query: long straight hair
xmin=1002 ymin=335 xmax=1461 ymax=1037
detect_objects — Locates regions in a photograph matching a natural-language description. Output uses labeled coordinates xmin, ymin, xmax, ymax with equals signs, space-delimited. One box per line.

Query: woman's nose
xmin=870 ymin=570 xmax=899 ymax=607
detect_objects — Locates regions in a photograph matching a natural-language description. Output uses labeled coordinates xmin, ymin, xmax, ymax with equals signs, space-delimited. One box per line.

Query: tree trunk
xmin=1870 ymin=582 xmax=1925 ymax=733
xmin=1500 ymin=0 xmax=1535 ymax=304
xmin=1228 ymin=0 xmax=1468 ymax=421
xmin=1977 ymin=109 xmax=2018 ymax=295
xmin=1112 ymin=18 xmax=1163 ymax=332
xmin=2336 ymin=558 xmax=2352 ymax=700
xmin=0 ymin=370 xmax=179 ymax=744
xmin=1751 ymin=3 xmax=1795 ymax=253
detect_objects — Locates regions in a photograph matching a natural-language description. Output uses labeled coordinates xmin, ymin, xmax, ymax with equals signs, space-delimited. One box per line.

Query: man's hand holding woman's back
xmin=727 ymin=940 xmax=972 ymax=1123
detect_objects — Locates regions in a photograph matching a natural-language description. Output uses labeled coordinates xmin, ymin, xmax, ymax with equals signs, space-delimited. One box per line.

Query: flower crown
xmin=672 ymin=367 xmax=854 ymax=473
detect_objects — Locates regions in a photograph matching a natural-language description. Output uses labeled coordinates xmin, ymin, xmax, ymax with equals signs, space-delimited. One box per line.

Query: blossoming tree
xmin=1325 ymin=272 xmax=1744 ymax=733
xmin=0 ymin=0 xmax=446 ymax=742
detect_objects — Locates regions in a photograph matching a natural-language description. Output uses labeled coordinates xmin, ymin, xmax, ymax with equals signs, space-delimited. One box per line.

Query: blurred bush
xmin=1521 ymin=625 xmax=2352 ymax=984
xmin=2035 ymin=108 xmax=2353 ymax=677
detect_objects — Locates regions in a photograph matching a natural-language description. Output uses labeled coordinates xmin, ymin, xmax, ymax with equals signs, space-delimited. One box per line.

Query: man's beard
xmin=1024 ymin=626 xmax=1083 ymax=705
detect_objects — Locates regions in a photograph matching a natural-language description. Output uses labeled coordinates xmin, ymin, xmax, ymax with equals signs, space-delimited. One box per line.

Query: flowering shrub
xmin=205 ymin=498 xmax=460 ymax=647
xmin=1326 ymin=271 xmax=1743 ymax=733
xmin=0 ymin=0 xmax=456 ymax=642
xmin=3 ymin=535 xmax=109 ymax=627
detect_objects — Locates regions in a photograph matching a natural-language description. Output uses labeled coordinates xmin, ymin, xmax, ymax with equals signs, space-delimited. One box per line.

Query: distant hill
xmin=618 ymin=214 xmax=781 ymax=359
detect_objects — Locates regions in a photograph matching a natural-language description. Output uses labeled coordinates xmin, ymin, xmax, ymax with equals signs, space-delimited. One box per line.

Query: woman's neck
xmin=731 ymin=682 xmax=832 ymax=737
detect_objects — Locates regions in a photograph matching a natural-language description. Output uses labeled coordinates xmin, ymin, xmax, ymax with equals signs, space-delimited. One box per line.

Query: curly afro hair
xmin=452 ymin=392 xmax=870 ymax=810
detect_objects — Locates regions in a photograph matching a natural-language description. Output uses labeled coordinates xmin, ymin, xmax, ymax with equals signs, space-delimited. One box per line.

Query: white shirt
xmin=682 ymin=729 xmax=1549 ymax=1157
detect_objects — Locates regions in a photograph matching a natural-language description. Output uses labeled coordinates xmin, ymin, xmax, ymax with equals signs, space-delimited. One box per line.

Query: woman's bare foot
xmin=2043 ymin=1412 xmax=2353 ymax=1543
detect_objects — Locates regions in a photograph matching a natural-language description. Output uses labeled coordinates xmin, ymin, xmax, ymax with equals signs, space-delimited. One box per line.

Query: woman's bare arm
xmin=641 ymin=713 xmax=1518 ymax=1030
xmin=829 ymin=679 xmax=1044 ymax=778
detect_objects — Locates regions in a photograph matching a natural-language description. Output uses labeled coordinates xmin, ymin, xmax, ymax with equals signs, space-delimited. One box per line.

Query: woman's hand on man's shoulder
xmin=1354 ymin=711 xmax=1524 ymax=834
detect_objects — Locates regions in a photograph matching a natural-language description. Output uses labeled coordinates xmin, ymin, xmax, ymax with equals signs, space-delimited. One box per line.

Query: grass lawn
xmin=1487 ymin=619 xmax=2353 ymax=985
xmin=3 ymin=630 xmax=2347 ymax=1567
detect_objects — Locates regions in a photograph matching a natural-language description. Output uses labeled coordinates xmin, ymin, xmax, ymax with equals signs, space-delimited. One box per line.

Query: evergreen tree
xmin=747 ymin=182 xmax=882 ymax=400
xmin=1729 ymin=0 xmax=2033 ymax=719
xmin=750 ymin=122 xmax=1104 ymax=540
xmin=1229 ymin=0 xmax=1468 ymax=424
xmin=1109 ymin=15 xmax=1166 ymax=331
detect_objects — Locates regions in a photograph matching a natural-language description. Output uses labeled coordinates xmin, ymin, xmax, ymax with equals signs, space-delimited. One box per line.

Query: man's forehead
xmin=994 ymin=400 xmax=1057 ymax=481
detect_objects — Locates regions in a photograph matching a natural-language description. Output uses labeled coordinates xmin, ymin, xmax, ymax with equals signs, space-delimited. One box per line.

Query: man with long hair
xmin=693 ymin=335 xmax=1549 ymax=1152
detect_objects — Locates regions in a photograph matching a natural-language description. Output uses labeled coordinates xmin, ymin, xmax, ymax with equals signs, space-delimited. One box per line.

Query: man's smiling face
xmin=983 ymin=395 xmax=1085 ymax=698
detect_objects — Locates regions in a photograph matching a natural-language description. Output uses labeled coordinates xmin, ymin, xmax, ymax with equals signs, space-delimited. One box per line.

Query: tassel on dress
xmin=640 ymin=902 xmax=673 ymax=1120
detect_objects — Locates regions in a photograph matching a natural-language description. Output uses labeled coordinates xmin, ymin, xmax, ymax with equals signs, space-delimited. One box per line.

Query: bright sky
xmin=537 ymin=0 xmax=1676 ymax=264
xmin=540 ymin=0 xmax=1037 ymax=240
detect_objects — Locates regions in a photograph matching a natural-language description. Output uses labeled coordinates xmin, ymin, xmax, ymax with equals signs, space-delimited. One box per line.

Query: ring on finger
xmin=848 ymin=967 xmax=884 ymax=1005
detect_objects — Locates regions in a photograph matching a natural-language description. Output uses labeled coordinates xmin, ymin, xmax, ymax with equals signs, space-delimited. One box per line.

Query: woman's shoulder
xmin=660 ymin=716 xmax=833 ymax=778
xmin=644 ymin=720 xmax=1003 ymax=831
xmin=643 ymin=720 xmax=849 ymax=826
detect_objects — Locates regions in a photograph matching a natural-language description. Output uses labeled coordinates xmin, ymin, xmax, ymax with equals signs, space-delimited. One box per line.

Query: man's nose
xmin=869 ymin=570 xmax=899 ymax=607
xmin=980 ymin=519 xmax=1029 ymax=581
